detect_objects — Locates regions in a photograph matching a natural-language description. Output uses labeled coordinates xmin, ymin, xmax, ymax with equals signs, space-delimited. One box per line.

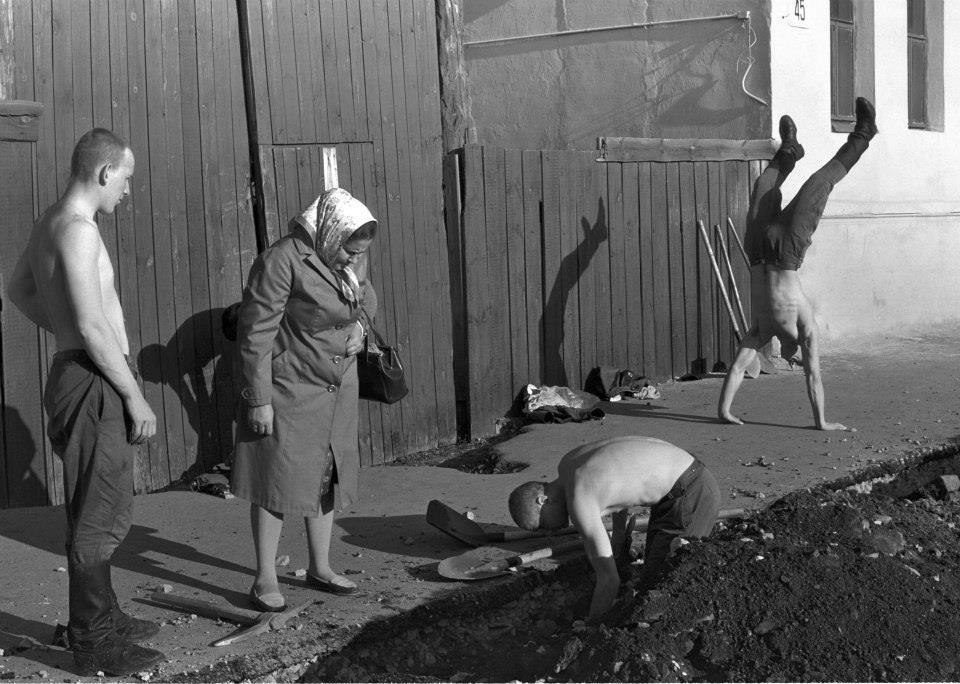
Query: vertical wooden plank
xmin=51 ymin=0 xmax=75 ymax=193
xmin=709 ymin=161 xmax=731 ymax=364
xmin=461 ymin=145 xmax=487 ymax=437
xmin=521 ymin=150 xmax=543 ymax=385
xmin=540 ymin=150 xmax=563 ymax=384
xmin=678 ymin=162 xmax=700 ymax=375
xmin=177 ymin=0 xmax=214 ymax=477
xmin=558 ymin=151 xmax=581 ymax=389
xmin=693 ymin=161 xmax=715 ymax=372
xmin=0 ymin=142 xmax=47 ymax=507
xmin=69 ymin=1 xmax=93 ymax=136
xmin=637 ymin=163 xmax=656 ymax=381
xmin=345 ymin=0 xmax=370 ymax=142
xmin=270 ymin=0 xmax=301 ymax=143
xmin=242 ymin=0 xmax=273 ymax=145
xmin=300 ymin=0 xmax=327 ymax=142
xmin=607 ymin=163 xmax=628 ymax=369
xmin=288 ymin=0 xmax=316 ymax=145
xmin=504 ymin=149 xmax=528 ymax=392
xmin=413 ymin=0 xmax=453 ymax=445
xmin=397 ymin=0 xmax=437 ymax=449
xmin=480 ymin=147 xmax=510 ymax=433
xmin=592 ymin=156 xmax=613 ymax=370
xmin=575 ymin=155 xmax=596 ymax=380
xmin=727 ymin=161 xmax=751 ymax=326
xmin=621 ymin=163 xmax=644 ymax=373
xmin=666 ymin=163 xmax=685 ymax=378
xmin=125 ymin=0 xmax=166 ymax=489
xmin=318 ymin=0 xmax=343 ymax=141
xmin=649 ymin=163 xmax=671 ymax=381
xmin=368 ymin=0 xmax=411 ymax=456
xmin=331 ymin=0 xmax=358 ymax=141
xmin=259 ymin=0 xmax=288 ymax=144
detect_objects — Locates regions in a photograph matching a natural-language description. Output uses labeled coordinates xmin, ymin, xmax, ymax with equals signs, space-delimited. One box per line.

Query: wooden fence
xmin=0 ymin=0 xmax=456 ymax=508
xmin=241 ymin=0 xmax=456 ymax=464
xmin=446 ymin=142 xmax=775 ymax=438
xmin=0 ymin=0 xmax=257 ymax=507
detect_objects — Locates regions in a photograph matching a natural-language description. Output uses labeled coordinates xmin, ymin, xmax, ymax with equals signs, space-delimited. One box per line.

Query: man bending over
xmin=508 ymin=436 xmax=721 ymax=620
xmin=719 ymin=97 xmax=878 ymax=430
xmin=7 ymin=129 xmax=166 ymax=676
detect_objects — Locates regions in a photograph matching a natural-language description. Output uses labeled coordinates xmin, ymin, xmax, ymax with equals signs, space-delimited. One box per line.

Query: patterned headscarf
xmin=292 ymin=188 xmax=376 ymax=302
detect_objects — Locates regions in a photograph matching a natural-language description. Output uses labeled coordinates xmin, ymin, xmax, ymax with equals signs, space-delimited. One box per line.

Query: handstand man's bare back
xmin=718 ymin=97 xmax=878 ymax=430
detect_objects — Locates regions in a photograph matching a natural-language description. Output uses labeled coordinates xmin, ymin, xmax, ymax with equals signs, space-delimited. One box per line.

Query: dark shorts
xmin=745 ymin=159 xmax=847 ymax=270
xmin=641 ymin=458 xmax=721 ymax=582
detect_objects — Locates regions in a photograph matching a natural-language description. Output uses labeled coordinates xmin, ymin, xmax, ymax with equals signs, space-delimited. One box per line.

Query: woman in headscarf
xmin=231 ymin=188 xmax=378 ymax=611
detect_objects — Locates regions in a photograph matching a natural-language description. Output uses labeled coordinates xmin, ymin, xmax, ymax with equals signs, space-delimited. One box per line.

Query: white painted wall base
xmin=802 ymin=214 xmax=960 ymax=340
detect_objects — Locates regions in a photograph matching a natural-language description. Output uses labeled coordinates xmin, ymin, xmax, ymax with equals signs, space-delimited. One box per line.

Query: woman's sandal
xmin=249 ymin=586 xmax=286 ymax=612
xmin=305 ymin=572 xmax=358 ymax=595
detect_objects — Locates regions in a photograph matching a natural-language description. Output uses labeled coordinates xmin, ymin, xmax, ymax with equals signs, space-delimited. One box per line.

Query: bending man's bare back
xmin=718 ymin=98 xmax=878 ymax=430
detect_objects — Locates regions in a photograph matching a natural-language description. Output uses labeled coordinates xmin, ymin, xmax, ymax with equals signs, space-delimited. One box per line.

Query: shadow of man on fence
xmin=540 ymin=197 xmax=608 ymax=387
xmin=138 ymin=307 xmax=238 ymax=482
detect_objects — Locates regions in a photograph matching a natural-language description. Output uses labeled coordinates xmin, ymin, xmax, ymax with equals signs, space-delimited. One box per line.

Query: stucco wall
xmin=769 ymin=0 xmax=960 ymax=340
xmin=463 ymin=0 xmax=772 ymax=149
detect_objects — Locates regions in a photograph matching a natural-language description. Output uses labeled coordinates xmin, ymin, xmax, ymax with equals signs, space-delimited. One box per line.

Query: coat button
xmin=333 ymin=355 xmax=342 ymax=364
xmin=327 ymin=384 xmax=337 ymax=392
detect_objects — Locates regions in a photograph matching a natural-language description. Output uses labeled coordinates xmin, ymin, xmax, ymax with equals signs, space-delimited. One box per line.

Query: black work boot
xmin=852 ymin=96 xmax=878 ymax=140
xmin=777 ymin=115 xmax=805 ymax=161
xmin=73 ymin=638 xmax=167 ymax=677
xmin=106 ymin=564 xmax=160 ymax=642
xmin=68 ymin=562 xmax=166 ymax=676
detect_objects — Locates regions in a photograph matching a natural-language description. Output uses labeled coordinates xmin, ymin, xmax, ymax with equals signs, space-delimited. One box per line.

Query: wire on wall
xmin=738 ymin=12 xmax=769 ymax=106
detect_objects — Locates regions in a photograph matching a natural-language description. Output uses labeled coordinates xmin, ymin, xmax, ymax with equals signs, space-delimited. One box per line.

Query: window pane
xmin=908 ymin=0 xmax=926 ymax=36
xmin=831 ymin=24 xmax=855 ymax=119
xmin=831 ymin=0 xmax=854 ymax=22
xmin=908 ymin=37 xmax=928 ymax=125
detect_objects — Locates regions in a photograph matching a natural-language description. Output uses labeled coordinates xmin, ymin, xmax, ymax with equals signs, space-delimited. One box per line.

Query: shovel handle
xmin=150 ymin=591 xmax=258 ymax=626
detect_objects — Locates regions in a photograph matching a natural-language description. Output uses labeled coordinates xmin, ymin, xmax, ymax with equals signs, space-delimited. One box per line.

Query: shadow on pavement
xmin=0 ymin=612 xmax=74 ymax=674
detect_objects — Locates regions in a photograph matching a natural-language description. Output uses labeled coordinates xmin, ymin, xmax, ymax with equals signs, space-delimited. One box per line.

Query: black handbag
xmin=356 ymin=311 xmax=408 ymax=404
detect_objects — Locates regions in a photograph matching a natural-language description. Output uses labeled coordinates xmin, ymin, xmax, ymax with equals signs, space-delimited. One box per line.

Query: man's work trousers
xmin=44 ymin=350 xmax=134 ymax=650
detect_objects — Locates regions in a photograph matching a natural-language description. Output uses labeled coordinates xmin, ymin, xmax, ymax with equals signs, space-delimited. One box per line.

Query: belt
xmin=660 ymin=458 xmax=703 ymax=502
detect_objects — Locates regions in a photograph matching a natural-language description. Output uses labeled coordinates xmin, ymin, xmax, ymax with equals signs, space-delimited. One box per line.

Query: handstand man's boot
xmin=770 ymin=115 xmax=804 ymax=179
xmin=835 ymin=96 xmax=877 ymax=170
xmin=68 ymin=561 xmax=166 ymax=676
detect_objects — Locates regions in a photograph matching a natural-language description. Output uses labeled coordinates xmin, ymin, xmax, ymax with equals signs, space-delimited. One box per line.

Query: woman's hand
xmin=248 ymin=403 xmax=274 ymax=436
xmin=345 ymin=322 xmax=365 ymax=356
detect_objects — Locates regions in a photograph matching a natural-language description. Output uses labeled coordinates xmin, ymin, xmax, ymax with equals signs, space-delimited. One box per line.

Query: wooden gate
xmin=241 ymin=0 xmax=456 ymax=464
xmin=447 ymin=140 xmax=775 ymax=438
xmin=0 ymin=0 xmax=256 ymax=506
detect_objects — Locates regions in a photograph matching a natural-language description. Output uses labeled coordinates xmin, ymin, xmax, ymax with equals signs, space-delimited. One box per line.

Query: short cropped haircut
xmin=71 ymin=128 xmax=129 ymax=181
xmin=508 ymin=481 xmax=547 ymax=531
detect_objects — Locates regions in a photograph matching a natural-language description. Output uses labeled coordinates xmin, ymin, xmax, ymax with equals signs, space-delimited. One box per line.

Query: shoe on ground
xmin=73 ymin=638 xmax=166 ymax=677
xmin=249 ymin=586 xmax=286 ymax=612
xmin=306 ymin=572 xmax=358 ymax=595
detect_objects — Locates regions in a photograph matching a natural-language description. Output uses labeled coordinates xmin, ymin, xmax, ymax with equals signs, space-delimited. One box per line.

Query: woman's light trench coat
xmin=230 ymin=223 xmax=377 ymax=515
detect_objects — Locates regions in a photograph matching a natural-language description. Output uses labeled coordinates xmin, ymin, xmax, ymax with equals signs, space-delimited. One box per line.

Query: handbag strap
xmin=359 ymin=305 xmax=390 ymax=349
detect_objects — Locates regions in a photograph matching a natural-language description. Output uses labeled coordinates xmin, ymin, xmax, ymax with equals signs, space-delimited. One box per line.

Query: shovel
xmin=426 ymin=499 xmax=579 ymax=547
xmin=437 ymin=507 xmax=747 ymax=580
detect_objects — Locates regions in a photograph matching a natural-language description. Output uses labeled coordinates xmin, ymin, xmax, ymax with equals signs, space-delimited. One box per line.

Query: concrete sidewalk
xmin=1 ymin=324 xmax=958 ymax=681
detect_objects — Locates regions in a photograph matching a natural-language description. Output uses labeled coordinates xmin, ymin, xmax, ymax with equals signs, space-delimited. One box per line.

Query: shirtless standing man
xmin=718 ymin=97 xmax=878 ymax=430
xmin=7 ymin=129 xmax=166 ymax=675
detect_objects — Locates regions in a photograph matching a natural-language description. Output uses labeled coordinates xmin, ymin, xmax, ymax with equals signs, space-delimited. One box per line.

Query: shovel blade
xmin=437 ymin=546 xmax=515 ymax=581
xmin=426 ymin=499 xmax=488 ymax=547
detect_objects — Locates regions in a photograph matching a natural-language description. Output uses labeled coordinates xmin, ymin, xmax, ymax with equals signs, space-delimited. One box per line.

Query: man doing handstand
xmin=719 ymin=97 xmax=878 ymax=430
xmin=508 ymin=436 xmax=721 ymax=620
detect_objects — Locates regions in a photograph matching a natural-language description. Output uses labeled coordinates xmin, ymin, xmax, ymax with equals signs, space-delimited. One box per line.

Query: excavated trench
xmin=297 ymin=442 xmax=960 ymax=683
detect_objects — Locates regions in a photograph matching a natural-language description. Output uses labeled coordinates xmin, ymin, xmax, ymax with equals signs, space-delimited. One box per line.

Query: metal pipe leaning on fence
xmin=726 ymin=216 xmax=750 ymax=266
xmin=696 ymin=219 xmax=742 ymax=343
xmin=714 ymin=223 xmax=749 ymax=332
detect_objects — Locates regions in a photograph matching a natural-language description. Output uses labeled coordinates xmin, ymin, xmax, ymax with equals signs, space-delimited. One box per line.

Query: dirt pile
xmin=564 ymin=485 xmax=960 ymax=682
xmin=303 ymin=455 xmax=960 ymax=683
